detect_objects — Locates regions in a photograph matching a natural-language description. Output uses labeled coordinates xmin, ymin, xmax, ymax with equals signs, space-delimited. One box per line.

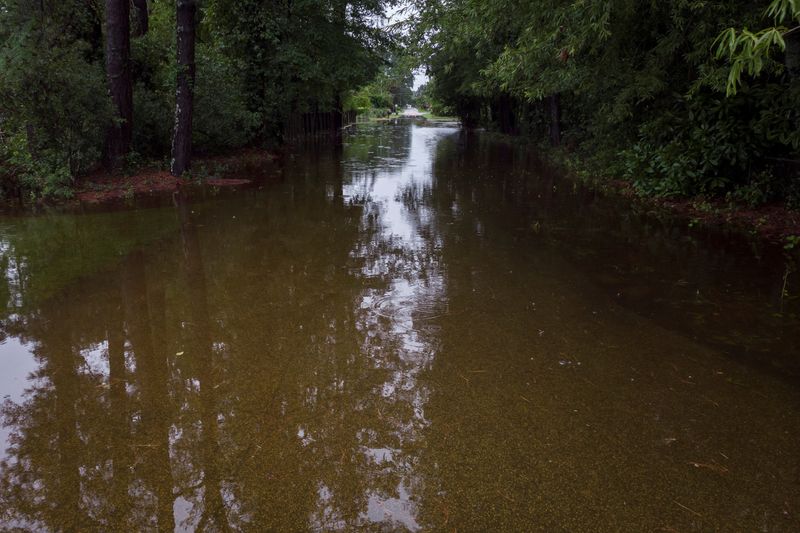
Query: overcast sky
xmin=385 ymin=3 xmax=429 ymax=90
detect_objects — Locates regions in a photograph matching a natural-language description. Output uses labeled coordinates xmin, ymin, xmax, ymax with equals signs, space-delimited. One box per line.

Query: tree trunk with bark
xmin=132 ymin=0 xmax=149 ymax=37
xmin=494 ymin=93 xmax=516 ymax=135
xmin=104 ymin=0 xmax=133 ymax=170
xmin=170 ymin=0 xmax=197 ymax=177
xmin=333 ymin=94 xmax=343 ymax=132
xmin=333 ymin=2 xmax=346 ymax=134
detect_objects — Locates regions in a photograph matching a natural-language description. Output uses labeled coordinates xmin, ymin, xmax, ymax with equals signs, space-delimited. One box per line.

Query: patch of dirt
xmin=606 ymin=180 xmax=800 ymax=243
xmin=75 ymin=149 xmax=275 ymax=204
xmin=538 ymin=146 xmax=800 ymax=245
xmin=655 ymin=198 xmax=800 ymax=242
xmin=77 ymin=170 xmax=180 ymax=203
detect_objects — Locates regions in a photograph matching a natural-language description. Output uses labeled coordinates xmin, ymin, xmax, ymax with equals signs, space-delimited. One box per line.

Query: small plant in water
xmin=122 ymin=151 xmax=144 ymax=176
xmin=692 ymin=199 xmax=715 ymax=214
xmin=188 ymin=163 xmax=222 ymax=182
xmin=785 ymin=235 xmax=800 ymax=251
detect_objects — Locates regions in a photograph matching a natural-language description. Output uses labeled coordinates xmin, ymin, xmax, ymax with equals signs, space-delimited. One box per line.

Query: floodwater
xmin=1 ymin=121 xmax=799 ymax=532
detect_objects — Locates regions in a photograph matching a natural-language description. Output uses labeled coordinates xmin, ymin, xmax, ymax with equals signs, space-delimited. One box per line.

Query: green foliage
xmin=0 ymin=0 xmax=394 ymax=199
xmin=625 ymin=91 xmax=767 ymax=196
xmin=0 ymin=1 xmax=110 ymax=198
xmin=130 ymin=9 xmax=174 ymax=157
xmin=194 ymin=45 xmax=261 ymax=152
xmin=0 ymin=130 xmax=73 ymax=199
xmin=205 ymin=0 xmax=391 ymax=140
xmin=411 ymin=0 xmax=800 ymax=206
xmin=715 ymin=27 xmax=786 ymax=95
xmin=345 ymin=57 xmax=416 ymax=116
xmin=132 ymin=82 xmax=173 ymax=157
xmin=729 ymin=170 xmax=782 ymax=207
xmin=715 ymin=0 xmax=800 ymax=95
xmin=129 ymin=2 xmax=263 ymax=155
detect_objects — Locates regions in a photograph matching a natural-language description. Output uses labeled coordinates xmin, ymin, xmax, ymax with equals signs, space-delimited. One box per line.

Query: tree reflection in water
xmin=1 ymin=123 xmax=799 ymax=532
xmin=0 ymin=128 xmax=445 ymax=530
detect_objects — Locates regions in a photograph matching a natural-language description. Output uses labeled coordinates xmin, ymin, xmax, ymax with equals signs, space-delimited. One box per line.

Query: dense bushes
xmin=344 ymin=56 xmax=416 ymax=118
xmin=130 ymin=39 xmax=259 ymax=158
xmin=193 ymin=46 xmax=260 ymax=152
xmin=0 ymin=23 xmax=111 ymax=198
xmin=0 ymin=0 xmax=391 ymax=199
xmin=623 ymin=81 xmax=800 ymax=204
xmin=412 ymin=0 xmax=800 ymax=207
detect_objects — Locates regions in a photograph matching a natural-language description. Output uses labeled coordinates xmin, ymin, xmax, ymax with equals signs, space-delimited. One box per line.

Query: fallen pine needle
xmin=496 ymin=489 xmax=515 ymax=503
xmin=689 ymin=461 xmax=729 ymax=474
xmin=673 ymin=500 xmax=702 ymax=517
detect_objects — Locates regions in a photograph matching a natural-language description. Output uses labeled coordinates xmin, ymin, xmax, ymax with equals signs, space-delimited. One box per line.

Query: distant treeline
xmin=411 ymin=0 xmax=800 ymax=206
xmin=0 ymin=0 xmax=397 ymax=199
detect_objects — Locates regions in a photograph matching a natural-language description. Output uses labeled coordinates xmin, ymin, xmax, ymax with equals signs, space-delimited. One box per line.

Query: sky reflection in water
xmin=0 ymin=121 xmax=799 ymax=531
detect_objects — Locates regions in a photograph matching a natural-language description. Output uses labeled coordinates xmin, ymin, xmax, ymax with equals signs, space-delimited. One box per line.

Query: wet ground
xmin=0 ymin=121 xmax=799 ymax=531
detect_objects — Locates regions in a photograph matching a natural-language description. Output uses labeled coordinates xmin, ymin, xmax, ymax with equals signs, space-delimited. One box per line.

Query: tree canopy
xmin=1 ymin=0 xmax=798 ymax=205
xmin=0 ymin=0 xmax=400 ymax=198
xmin=408 ymin=0 xmax=800 ymax=205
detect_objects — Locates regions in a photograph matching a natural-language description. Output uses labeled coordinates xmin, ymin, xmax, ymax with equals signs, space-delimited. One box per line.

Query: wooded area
xmin=0 ymin=0 xmax=798 ymax=207
xmin=410 ymin=0 xmax=800 ymax=206
xmin=0 ymin=0 xmax=397 ymax=198
xmin=1 ymin=3 xmax=800 ymax=531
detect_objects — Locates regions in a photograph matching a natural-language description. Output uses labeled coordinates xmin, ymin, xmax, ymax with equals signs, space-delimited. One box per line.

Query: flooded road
xmin=1 ymin=121 xmax=799 ymax=531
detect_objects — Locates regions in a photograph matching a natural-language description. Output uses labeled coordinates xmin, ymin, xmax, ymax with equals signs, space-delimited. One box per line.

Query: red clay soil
xmin=75 ymin=149 xmax=275 ymax=203
xmin=609 ymin=180 xmax=800 ymax=243
xmin=77 ymin=169 xmax=181 ymax=203
xmin=658 ymin=198 xmax=800 ymax=242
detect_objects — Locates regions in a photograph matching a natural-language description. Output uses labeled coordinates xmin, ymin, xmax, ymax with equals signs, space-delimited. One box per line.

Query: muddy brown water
xmin=0 ymin=121 xmax=799 ymax=531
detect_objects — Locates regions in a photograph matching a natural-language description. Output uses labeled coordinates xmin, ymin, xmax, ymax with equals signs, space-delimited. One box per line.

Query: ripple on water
xmin=370 ymin=293 xmax=448 ymax=323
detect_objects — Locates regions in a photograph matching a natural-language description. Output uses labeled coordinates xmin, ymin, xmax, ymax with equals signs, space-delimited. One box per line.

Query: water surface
xmin=1 ymin=121 xmax=799 ymax=531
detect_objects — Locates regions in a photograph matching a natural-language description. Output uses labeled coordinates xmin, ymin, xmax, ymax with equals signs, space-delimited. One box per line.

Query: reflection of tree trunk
xmin=197 ymin=355 xmax=228 ymax=531
xmin=49 ymin=314 xmax=82 ymax=530
xmin=176 ymin=191 xmax=230 ymax=530
xmin=122 ymin=253 xmax=175 ymax=531
xmin=333 ymin=143 xmax=344 ymax=205
xmin=107 ymin=281 xmax=132 ymax=528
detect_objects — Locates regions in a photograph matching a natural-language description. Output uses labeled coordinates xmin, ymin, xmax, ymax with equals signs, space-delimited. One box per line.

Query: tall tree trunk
xmin=170 ymin=0 xmax=197 ymax=177
xmin=495 ymin=93 xmax=516 ymax=135
xmin=333 ymin=94 xmax=343 ymax=132
xmin=547 ymin=93 xmax=561 ymax=147
xmin=104 ymin=0 xmax=133 ymax=170
xmin=333 ymin=2 xmax=346 ymax=134
xmin=131 ymin=0 xmax=149 ymax=37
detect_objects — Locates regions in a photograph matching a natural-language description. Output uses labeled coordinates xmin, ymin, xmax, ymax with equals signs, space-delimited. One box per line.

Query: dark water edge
xmin=0 ymin=121 xmax=798 ymax=531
